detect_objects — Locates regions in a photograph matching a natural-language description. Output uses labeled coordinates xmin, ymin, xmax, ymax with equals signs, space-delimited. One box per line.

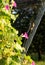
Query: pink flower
xmin=12 ymin=1 xmax=17 ymax=7
xmin=21 ymin=32 xmax=29 ymax=39
xmin=31 ymin=61 xmax=35 ymax=65
xmin=5 ymin=5 xmax=10 ymax=10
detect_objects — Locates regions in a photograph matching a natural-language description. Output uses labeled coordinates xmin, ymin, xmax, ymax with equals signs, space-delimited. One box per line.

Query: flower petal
xmin=21 ymin=32 xmax=29 ymax=39
xmin=31 ymin=61 xmax=35 ymax=65
xmin=5 ymin=5 xmax=10 ymax=10
xmin=12 ymin=1 xmax=17 ymax=7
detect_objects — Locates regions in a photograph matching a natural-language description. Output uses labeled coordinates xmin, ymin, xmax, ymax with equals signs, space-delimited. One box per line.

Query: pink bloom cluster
xmin=5 ymin=1 xmax=17 ymax=10
xmin=5 ymin=5 xmax=9 ymax=10
xmin=12 ymin=1 xmax=17 ymax=7
xmin=31 ymin=61 xmax=35 ymax=65
xmin=21 ymin=32 xmax=28 ymax=39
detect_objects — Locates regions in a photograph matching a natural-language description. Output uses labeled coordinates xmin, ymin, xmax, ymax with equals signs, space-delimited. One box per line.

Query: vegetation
xmin=12 ymin=0 xmax=45 ymax=54
xmin=0 ymin=0 xmax=33 ymax=65
xmin=0 ymin=0 xmax=45 ymax=65
xmin=30 ymin=53 xmax=45 ymax=65
xmin=36 ymin=61 xmax=45 ymax=65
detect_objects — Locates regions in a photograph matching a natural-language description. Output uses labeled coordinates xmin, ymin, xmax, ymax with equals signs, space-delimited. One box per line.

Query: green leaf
xmin=0 ymin=0 xmax=2 ymax=3
xmin=15 ymin=43 xmax=23 ymax=52
xmin=0 ymin=30 xmax=3 ymax=34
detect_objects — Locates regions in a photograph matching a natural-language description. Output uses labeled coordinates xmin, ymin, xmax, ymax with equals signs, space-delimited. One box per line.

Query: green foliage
xmin=0 ymin=0 xmax=32 ymax=65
